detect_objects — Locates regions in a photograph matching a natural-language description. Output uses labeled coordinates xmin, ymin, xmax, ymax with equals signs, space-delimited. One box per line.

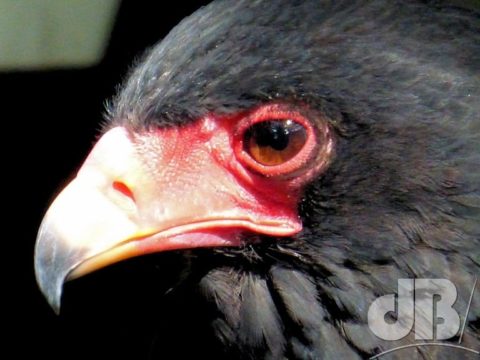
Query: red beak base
xmin=34 ymin=117 xmax=305 ymax=312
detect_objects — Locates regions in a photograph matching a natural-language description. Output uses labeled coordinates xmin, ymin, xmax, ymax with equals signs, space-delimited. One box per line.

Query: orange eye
xmin=243 ymin=119 xmax=307 ymax=166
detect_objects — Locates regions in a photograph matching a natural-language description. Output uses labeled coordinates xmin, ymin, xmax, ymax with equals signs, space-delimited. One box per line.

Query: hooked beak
xmin=35 ymin=126 xmax=301 ymax=313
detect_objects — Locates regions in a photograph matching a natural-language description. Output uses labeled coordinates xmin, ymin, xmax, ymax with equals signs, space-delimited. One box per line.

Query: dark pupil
xmin=248 ymin=120 xmax=297 ymax=151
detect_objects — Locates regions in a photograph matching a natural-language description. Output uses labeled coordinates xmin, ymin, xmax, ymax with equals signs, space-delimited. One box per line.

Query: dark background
xmin=3 ymin=0 xmax=478 ymax=358
xmin=3 ymin=1 xmax=210 ymax=358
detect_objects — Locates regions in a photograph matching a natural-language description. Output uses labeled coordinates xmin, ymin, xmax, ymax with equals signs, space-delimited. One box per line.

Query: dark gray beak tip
xmin=34 ymin=216 xmax=70 ymax=314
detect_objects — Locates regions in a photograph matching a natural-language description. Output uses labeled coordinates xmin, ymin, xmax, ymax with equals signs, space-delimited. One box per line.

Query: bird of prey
xmin=35 ymin=0 xmax=479 ymax=359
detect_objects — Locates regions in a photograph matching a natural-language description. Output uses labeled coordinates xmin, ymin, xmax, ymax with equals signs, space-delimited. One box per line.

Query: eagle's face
xmin=34 ymin=1 xmax=480 ymax=359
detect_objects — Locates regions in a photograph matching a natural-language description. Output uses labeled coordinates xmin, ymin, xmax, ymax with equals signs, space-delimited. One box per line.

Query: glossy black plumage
xmin=50 ymin=1 xmax=480 ymax=359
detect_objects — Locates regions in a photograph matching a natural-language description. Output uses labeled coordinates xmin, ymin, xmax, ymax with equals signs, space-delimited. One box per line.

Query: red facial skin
xmin=125 ymin=103 xmax=335 ymax=255
xmin=35 ymin=102 xmax=335 ymax=284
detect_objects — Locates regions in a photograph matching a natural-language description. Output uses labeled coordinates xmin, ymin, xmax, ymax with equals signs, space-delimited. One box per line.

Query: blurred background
xmin=2 ymin=0 xmax=478 ymax=358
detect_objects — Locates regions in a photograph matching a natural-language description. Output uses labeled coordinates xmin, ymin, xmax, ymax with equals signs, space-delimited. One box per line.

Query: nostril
xmin=112 ymin=181 xmax=135 ymax=202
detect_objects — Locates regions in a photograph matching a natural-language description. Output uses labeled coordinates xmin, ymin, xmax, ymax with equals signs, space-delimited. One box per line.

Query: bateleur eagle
xmin=35 ymin=0 xmax=479 ymax=359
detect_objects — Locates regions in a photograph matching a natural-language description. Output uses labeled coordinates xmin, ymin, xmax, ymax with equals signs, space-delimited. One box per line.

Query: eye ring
xmin=234 ymin=104 xmax=319 ymax=177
